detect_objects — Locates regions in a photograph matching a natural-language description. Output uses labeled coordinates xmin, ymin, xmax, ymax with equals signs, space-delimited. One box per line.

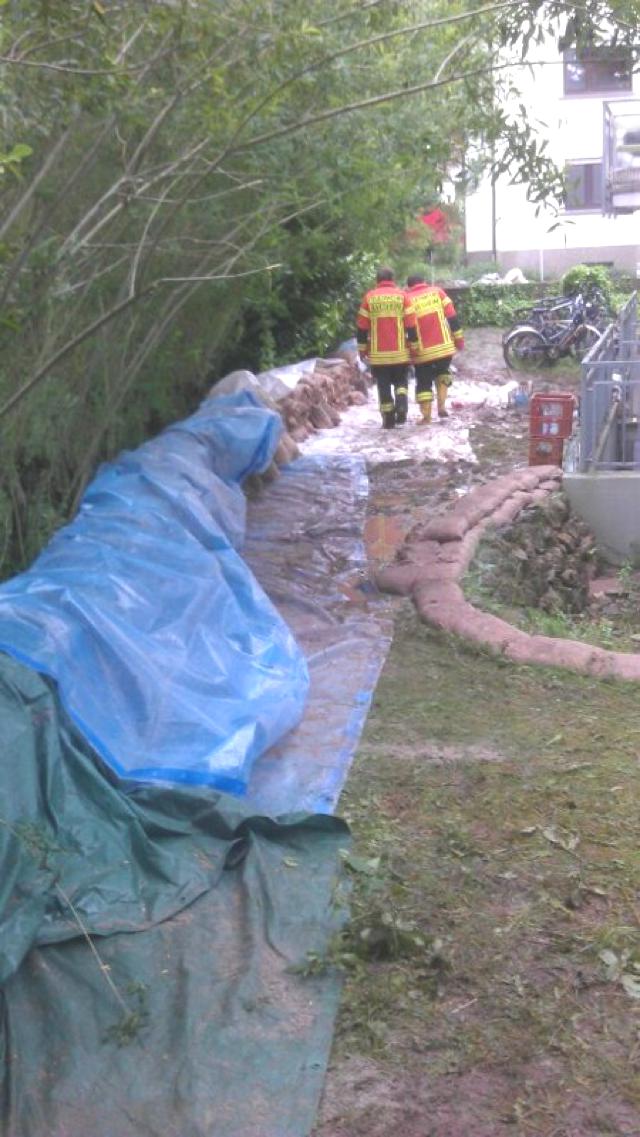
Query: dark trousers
xmin=414 ymin=358 xmax=453 ymax=401
xmin=370 ymin=363 xmax=409 ymax=415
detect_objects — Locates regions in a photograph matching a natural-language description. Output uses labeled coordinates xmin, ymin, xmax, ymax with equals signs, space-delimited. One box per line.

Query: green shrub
xmin=453 ymin=283 xmax=550 ymax=328
xmin=561 ymin=264 xmax=615 ymax=306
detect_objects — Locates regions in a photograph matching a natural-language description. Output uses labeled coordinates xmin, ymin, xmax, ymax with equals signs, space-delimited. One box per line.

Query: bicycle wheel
xmin=571 ymin=324 xmax=601 ymax=361
xmin=503 ymin=328 xmax=548 ymax=371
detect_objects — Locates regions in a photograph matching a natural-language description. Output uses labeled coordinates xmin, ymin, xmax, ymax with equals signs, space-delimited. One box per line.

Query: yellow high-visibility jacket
xmin=357 ymin=282 xmax=416 ymax=364
xmin=406 ymin=283 xmax=464 ymax=363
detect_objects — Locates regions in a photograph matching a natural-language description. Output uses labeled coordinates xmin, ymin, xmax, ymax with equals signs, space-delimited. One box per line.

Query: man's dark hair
xmin=407 ymin=272 xmax=426 ymax=287
xmin=376 ymin=266 xmax=395 ymax=283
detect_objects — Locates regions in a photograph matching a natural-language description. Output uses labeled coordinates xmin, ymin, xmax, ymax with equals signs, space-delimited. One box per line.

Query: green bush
xmin=561 ymin=264 xmax=615 ymax=306
xmin=452 ymin=269 xmax=632 ymax=332
xmin=452 ymin=283 xmax=551 ymax=328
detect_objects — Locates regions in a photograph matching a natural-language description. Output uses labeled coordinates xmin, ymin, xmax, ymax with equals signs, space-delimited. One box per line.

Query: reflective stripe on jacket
xmin=356 ymin=282 xmax=415 ymax=364
xmin=405 ymin=283 xmax=463 ymax=363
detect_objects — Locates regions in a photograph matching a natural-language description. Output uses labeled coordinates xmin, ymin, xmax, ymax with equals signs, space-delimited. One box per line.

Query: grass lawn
xmin=313 ymin=330 xmax=640 ymax=1137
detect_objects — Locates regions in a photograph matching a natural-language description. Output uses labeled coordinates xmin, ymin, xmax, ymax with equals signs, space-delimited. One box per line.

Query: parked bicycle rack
xmin=577 ymin=292 xmax=640 ymax=471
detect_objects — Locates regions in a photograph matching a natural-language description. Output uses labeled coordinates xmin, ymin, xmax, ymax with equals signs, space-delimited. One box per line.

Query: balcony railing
xmin=603 ymin=100 xmax=640 ymax=213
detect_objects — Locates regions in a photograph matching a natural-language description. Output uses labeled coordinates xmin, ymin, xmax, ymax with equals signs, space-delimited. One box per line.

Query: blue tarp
xmin=0 ymin=391 xmax=309 ymax=794
xmin=0 ymin=373 xmax=396 ymax=1137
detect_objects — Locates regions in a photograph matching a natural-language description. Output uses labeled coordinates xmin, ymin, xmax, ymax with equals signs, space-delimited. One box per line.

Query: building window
xmin=564 ymin=163 xmax=603 ymax=210
xmin=563 ymin=48 xmax=632 ymax=95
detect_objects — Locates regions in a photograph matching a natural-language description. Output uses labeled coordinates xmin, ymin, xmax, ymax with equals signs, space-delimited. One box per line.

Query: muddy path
xmin=305 ymin=328 xmax=543 ymax=562
xmin=310 ymin=331 xmax=640 ymax=1137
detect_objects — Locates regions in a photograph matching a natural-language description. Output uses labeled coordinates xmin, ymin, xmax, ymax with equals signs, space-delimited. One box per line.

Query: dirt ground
xmin=311 ymin=329 xmax=640 ymax=1137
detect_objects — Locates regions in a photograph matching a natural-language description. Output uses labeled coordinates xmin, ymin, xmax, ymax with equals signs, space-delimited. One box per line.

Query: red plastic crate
xmin=529 ymin=393 xmax=575 ymax=440
xmin=529 ymin=436 xmax=564 ymax=467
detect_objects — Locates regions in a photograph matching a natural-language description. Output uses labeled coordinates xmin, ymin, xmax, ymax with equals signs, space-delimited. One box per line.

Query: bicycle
xmin=502 ymin=287 xmax=613 ymax=341
xmin=502 ymin=295 xmax=571 ymax=341
xmin=502 ymin=293 xmax=601 ymax=371
xmin=581 ymin=286 xmax=614 ymax=332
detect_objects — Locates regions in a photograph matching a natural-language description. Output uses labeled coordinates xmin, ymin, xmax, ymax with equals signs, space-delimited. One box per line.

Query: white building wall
xmin=466 ymin=43 xmax=640 ymax=276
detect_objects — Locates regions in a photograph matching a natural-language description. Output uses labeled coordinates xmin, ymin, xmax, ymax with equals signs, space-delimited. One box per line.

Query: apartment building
xmin=465 ymin=41 xmax=640 ymax=277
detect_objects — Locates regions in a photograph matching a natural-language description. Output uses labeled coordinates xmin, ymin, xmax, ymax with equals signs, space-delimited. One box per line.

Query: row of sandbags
xmin=242 ymin=354 xmax=370 ymax=494
xmin=278 ymin=356 xmax=369 ymax=443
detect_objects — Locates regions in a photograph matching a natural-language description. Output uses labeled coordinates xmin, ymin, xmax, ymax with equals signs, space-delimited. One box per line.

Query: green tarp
xmin=0 ymin=655 xmax=349 ymax=1136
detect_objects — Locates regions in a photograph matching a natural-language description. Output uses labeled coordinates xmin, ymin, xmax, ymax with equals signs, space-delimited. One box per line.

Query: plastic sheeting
xmin=0 ymin=368 xmax=400 ymax=1137
xmin=214 ymin=360 xmax=319 ymax=401
xmin=0 ymin=653 xmax=349 ymax=1137
xmin=197 ymin=370 xmax=394 ymax=815
xmin=0 ymin=391 xmax=309 ymax=794
xmin=245 ymin=453 xmax=393 ymax=815
xmin=300 ymin=376 xmax=517 ymax=466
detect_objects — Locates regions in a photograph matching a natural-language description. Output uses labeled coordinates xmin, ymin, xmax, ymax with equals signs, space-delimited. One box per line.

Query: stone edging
xmin=375 ymin=465 xmax=640 ymax=680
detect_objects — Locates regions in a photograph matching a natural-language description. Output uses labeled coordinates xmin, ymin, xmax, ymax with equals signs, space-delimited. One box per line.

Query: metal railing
xmin=577 ymin=292 xmax=640 ymax=471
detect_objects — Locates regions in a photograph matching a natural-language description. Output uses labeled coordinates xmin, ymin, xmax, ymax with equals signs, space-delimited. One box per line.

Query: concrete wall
xmin=564 ymin=471 xmax=640 ymax=562
xmin=467 ymin=247 xmax=640 ymax=277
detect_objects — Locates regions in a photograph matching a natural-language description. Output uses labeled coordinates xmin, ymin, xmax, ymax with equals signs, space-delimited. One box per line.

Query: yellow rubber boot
xmin=418 ymin=396 xmax=433 ymax=424
xmin=436 ymin=377 xmax=449 ymax=419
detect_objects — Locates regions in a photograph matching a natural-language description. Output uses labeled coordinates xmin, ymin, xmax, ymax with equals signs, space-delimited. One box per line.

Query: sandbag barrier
xmin=243 ymin=355 xmax=370 ymax=493
xmin=277 ymin=358 xmax=369 ymax=443
xmin=375 ymin=465 xmax=640 ymax=680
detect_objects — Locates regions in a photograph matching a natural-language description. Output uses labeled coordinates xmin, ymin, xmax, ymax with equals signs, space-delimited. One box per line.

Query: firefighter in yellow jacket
xmin=356 ymin=267 xmax=417 ymax=429
xmin=405 ymin=272 xmax=464 ymax=422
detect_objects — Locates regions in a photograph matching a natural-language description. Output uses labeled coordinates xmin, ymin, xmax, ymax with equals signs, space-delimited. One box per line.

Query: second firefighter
xmin=405 ymin=273 xmax=464 ymax=423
